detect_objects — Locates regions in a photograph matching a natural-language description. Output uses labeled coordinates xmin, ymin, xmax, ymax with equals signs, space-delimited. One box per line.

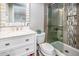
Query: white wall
xmin=30 ymin=3 xmax=44 ymax=32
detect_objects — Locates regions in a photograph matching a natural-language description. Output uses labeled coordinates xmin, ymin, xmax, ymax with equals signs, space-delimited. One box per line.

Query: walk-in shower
xmin=47 ymin=3 xmax=79 ymax=55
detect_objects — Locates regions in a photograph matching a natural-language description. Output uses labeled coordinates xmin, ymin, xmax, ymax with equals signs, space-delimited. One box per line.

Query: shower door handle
xmin=74 ymin=40 xmax=76 ymax=44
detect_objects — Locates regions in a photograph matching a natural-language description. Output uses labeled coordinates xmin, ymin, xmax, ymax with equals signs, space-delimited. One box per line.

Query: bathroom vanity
xmin=0 ymin=29 xmax=36 ymax=56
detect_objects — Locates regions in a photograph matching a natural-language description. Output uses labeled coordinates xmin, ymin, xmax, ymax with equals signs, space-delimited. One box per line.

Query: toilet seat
xmin=39 ymin=43 xmax=56 ymax=55
xmin=40 ymin=49 xmax=53 ymax=56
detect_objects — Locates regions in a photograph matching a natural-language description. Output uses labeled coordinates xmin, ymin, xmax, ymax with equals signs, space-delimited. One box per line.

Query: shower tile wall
xmin=63 ymin=3 xmax=79 ymax=49
xmin=66 ymin=4 xmax=77 ymax=47
xmin=76 ymin=4 xmax=79 ymax=49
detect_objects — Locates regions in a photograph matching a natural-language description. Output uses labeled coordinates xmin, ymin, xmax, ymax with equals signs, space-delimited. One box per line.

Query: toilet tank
xmin=36 ymin=32 xmax=45 ymax=44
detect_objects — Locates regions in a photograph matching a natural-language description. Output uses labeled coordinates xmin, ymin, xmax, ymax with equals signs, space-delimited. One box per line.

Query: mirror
xmin=8 ymin=3 xmax=30 ymax=26
xmin=0 ymin=3 xmax=30 ymax=27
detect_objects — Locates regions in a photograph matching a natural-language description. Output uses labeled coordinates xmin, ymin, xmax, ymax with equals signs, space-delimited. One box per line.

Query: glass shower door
xmin=47 ymin=4 xmax=63 ymax=43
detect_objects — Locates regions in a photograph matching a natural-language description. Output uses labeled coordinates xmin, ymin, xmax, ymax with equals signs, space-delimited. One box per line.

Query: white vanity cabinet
xmin=0 ymin=30 xmax=36 ymax=56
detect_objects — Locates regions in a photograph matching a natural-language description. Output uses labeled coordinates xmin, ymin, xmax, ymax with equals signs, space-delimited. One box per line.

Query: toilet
xmin=36 ymin=32 xmax=56 ymax=56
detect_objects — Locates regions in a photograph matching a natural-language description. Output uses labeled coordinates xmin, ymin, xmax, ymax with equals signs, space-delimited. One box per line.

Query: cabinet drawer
xmin=0 ymin=44 xmax=36 ymax=56
xmin=0 ymin=34 xmax=36 ymax=50
xmin=12 ymin=44 xmax=35 ymax=56
xmin=0 ymin=50 xmax=14 ymax=56
xmin=15 ymin=35 xmax=36 ymax=44
xmin=0 ymin=39 xmax=18 ymax=49
xmin=22 ymin=51 xmax=35 ymax=56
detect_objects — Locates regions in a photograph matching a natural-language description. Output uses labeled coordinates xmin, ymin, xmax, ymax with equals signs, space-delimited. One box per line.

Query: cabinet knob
xmin=6 ymin=54 xmax=10 ymax=56
xmin=25 ymin=48 xmax=29 ymax=51
xmin=25 ymin=39 xmax=29 ymax=42
xmin=74 ymin=41 xmax=76 ymax=44
xmin=5 ymin=43 xmax=10 ymax=46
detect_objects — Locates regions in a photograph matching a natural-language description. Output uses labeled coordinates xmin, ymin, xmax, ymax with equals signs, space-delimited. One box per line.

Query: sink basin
xmin=0 ymin=29 xmax=36 ymax=39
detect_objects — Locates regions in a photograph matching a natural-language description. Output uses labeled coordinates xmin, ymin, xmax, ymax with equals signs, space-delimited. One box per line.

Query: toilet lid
xmin=39 ymin=43 xmax=55 ymax=54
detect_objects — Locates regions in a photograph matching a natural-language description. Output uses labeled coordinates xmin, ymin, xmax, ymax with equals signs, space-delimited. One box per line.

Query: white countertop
xmin=0 ymin=29 xmax=36 ymax=39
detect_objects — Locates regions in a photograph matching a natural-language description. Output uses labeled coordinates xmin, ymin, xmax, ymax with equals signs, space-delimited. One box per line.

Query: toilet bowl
xmin=39 ymin=43 xmax=56 ymax=56
xmin=36 ymin=32 xmax=56 ymax=56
